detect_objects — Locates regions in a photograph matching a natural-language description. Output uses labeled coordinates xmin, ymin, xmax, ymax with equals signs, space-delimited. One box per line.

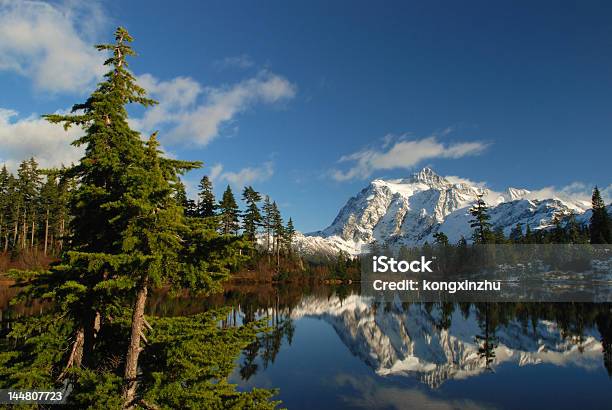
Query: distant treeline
xmin=0 ymin=160 xmax=71 ymax=257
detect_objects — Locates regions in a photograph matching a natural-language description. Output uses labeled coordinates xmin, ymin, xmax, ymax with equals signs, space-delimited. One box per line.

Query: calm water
xmin=3 ymin=284 xmax=612 ymax=409
xmin=203 ymin=285 xmax=612 ymax=410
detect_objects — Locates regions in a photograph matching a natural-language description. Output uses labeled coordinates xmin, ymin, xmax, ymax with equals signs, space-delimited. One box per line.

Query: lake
xmin=2 ymin=283 xmax=612 ymax=409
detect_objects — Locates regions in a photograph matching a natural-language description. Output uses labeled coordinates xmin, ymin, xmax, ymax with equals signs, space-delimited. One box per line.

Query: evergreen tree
xmin=271 ymin=202 xmax=284 ymax=267
xmin=509 ymin=223 xmax=524 ymax=243
xmin=0 ymin=165 xmax=10 ymax=252
xmin=1 ymin=27 xmax=273 ymax=409
xmin=551 ymin=212 xmax=566 ymax=244
xmin=566 ymin=212 xmax=586 ymax=244
xmin=196 ymin=175 xmax=216 ymax=218
xmin=16 ymin=158 xmax=41 ymax=249
xmin=175 ymin=180 xmax=196 ymax=217
xmin=284 ymin=217 xmax=296 ymax=255
xmin=524 ymin=225 xmax=534 ymax=244
xmin=262 ymin=195 xmax=274 ymax=256
xmin=241 ymin=186 xmax=262 ymax=241
xmin=590 ymin=186 xmax=611 ymax=244
xmin=469 ymin=194 xmax=492 ymax=244
xmin=433 ymin=231 xmax=449 ymax=246
xmin=219 ymin=185 xmax=240 ymax=235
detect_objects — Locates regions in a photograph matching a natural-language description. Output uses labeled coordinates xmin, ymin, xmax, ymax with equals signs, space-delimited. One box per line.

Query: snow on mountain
xmin=294 ymin=167 xmax=595 ymax=256
xmin=291 ymin=294 xmax=602 ymax=388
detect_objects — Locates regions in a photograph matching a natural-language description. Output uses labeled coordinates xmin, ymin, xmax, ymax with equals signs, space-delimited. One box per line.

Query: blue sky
xmin=0 ymin=0 xmax=611 ymax=232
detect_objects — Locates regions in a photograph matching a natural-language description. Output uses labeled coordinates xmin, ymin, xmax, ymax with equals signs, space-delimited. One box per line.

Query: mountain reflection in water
xmin=3 ymin=284 xmax=612 ymax=409
xmin=146 ymin=284 xmax=612 ymax=409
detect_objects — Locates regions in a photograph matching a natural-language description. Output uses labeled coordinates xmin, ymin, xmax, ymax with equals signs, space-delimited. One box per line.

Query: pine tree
xmin=433 ymin=231 xmax=449 ymax=246
xmin=524 ymin=225 xmax=534 ymax=244
xmin=39 ymin=169 xmax=61 ymax=256
xmin=590 ymin=186 xmax=611 ymax=244
xmin=42 ymin=27 xmax=221 ymax=406
xmin=262 ymin=195 xmax=274 ymax=256
xmin=2 ymin=27 xmax=277 ymax=409
xmin=241 ymin=186 xmax=262 ymax=241
xmin=284 ymin=217 xmax=296 ymax=255
xmin=175 ymin=180 xmax=197 ymax=217
xmin=196 ymin=175 xmax=216 ymax=218
xmin=271 ymin=202 xmax=284 ymax=267
xmin=15 ymin=159 xmax=41 ymax=250
xmin=509 ymin=224 xmax=523 ymax=243
xmin=0 ymin=165 xmax=10 ymax=252
xmin=551 ymin=212 xmax=566 ymax=244
xmin=469 ymin=194 xmax=493 ymax=244
xmin=566 ymin=212 xmax=585 ymax=244
xmin=219 ymin=185 xmax=240 ymax=235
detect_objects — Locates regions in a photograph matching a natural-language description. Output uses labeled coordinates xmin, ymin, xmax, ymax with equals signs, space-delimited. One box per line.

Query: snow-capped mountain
xmin=294 ymin=167 xmax=594 ymax=256
xmin=291 ymin=294 xmax=603 ymax=388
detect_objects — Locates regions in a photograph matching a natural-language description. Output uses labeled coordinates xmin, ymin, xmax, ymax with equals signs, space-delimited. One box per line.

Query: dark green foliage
xmin=590 ymin=186 xmax=611 ymax=244
xmin=262 ymin=196 xmax=274 ymax=254
xmin=219 ymin=185 xmax=240 ymax=235
xmin=175 ymin=180 xmax=197 ymax=217
xmin=196 ymin=175 xmax=216 ymax=218
xmin=242 ymin=186 xmax=262 ymax=241
xmin=469 ymin=194 xmax=492 ymax=244
xmin=2 ymin=27 xmax=280 ymax=410
xmin=433 ymin=231 xmax=449 ymax=246
xmin=140 ymin=311 xmax=280 ymax=409
xmin=284 ymin=218 xmax=295 ymax=255
xmin=509 ymin=224 xmax=523 ymax=243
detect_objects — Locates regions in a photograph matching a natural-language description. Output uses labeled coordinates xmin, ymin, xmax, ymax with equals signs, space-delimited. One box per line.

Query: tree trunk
xmin=58 ymin=327 xmax=85 ymax=380
xmin=44 ymin=209 xmax=49 ymax=256
xmin=22 ymin=211 xmax=27 ymax=249
xmin=12 ymin=219 xmax=18 ymax=248
xmin=59 ymin=217 xmax=64 ymax=251
xmin=82 ymin=310 xmax=101 ymax=367
xmin=122 ymin=284 xmax=148 ymax=409
xmin=31 ymin=217 xmax=35 ymax=248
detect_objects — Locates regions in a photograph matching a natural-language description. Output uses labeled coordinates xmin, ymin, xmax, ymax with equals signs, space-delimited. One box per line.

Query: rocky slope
xmin=294 ymin=167 xmax=596 ymax=256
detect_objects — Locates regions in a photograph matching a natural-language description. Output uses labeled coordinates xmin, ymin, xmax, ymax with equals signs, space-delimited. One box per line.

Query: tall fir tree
xmin=262 ymin=195 xmax=274 ymax=256
xmin=433 ymin=231 xmax=449 ymax=246
xmin=590 ymin=186 xmax=611 ymax=244
xmin=284 ymin=217 xmax=296 ymax=255
xmin=469 ymin=194 xmax=493 ymax=244
xmin=241 ymin=186 xmax=262 ymax=241
xmin=219 ymin=185 xmax=240 ymax=235
xmin=0 ymin=165 xmax=10 ymax=252
xmin=196 ymin=175 xmax=216 ymax=218
xmin=0 ymin=27 xmax=273 ymax=409
xmin=271 ymin=202 xmax=284 ymax=267
xmin=509 ymin=223 xmax=524 ymax=244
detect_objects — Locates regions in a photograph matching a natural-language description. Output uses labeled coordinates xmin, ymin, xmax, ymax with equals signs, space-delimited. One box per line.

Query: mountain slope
xmin=295 ymin=167 xmax=595 ymax=256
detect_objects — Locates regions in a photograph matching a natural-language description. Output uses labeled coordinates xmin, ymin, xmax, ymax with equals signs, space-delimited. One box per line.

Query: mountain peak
xmin=409 ymin=167 xmax=447 ymax=185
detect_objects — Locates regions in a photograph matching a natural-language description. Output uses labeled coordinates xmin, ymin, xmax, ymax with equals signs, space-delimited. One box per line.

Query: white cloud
xmin=0 ymin=0 xmax=106 ymax=93
xmin=213 ymin=54 xmax=254 ymax=70
xmin=0 ymin=108 xmax=83 ymax=170
xmin=445 ymin=175 xmax=487 ymax=188
xmin=526 ymin=182 xmax=612 ymax=206
xmin=133 ymin=71 xmax=296 ymax=146
xmin=131 ymin=74 xmax=203 ymax=132
xmin=209 ymin=162 xmax=274 ymax=187
xmin=209 ymin=164 xmax=224 ymax=182
xmin=601 ymin=185 xmax=612 ymax=204
xmin=332 ymin=136 xmax=488 ymax=181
